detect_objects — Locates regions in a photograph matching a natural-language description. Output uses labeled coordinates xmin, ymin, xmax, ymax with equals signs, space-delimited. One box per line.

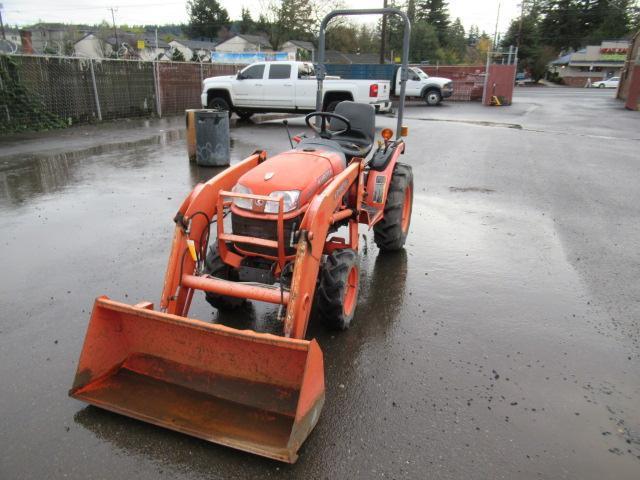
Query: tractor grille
xmin=231 ymin=212 xmax=300 ymax=257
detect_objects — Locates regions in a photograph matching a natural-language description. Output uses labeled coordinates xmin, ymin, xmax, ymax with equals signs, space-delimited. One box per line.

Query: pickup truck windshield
xmin=411 ymin=67 xmax=428 ymax=79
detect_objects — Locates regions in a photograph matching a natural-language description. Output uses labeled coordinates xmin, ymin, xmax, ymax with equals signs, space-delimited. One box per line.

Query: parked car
xmin=201 ymin=61 xmax=391 ymax=119
xmin=592 ymin=77 xmax=620 ymax=88
xmin=393 ymin=66 xmax=453 ymax=105
xmin=515 ymin=72 xmax=533 ymax=86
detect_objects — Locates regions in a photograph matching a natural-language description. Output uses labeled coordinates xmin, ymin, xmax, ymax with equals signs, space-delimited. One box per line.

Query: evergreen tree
xmin=239 ymin=7 xmax=254 ymax=34
xmin=185 ymin=0 xmax=230 ymax=40
xmin=447 ymin=17 xmax=466 ymax=59
xmin=409 ymin=21 xmax=440 ymax=62
xmin=416 ymin=0 xmax=450 ymax=44
xmin=467 ymin=25 xmax=480 ymax=45
xmin=539 ymin=0 xmax=584 ymax=50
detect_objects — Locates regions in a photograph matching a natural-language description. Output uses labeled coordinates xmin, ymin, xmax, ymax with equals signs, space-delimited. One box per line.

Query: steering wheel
xmin=304 ymin=112 xmax=351 ymax=139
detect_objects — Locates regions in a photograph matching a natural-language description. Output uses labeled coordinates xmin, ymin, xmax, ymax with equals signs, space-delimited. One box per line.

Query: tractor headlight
xmin=264 ymin=190 xmax=301 ymax=213
xmin=230 ymin=183 xmax=253 ymax=210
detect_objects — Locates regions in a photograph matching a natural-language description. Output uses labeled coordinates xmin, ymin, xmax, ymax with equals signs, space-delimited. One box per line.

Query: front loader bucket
xmin=70 ymin=297 xmax=325 ymax=463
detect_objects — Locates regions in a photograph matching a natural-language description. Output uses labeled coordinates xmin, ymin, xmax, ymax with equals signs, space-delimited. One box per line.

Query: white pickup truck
xmin=201 ymin=61 xmax=391 ymax=120
xmin=393 ymin=66 xmax=454 ymax=105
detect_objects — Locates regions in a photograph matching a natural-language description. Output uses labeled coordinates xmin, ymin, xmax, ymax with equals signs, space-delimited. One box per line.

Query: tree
xmin=585 ymin=0 xmax=634 ymax=44
xmin=326 ymin=23 xmax=359 ymax=53
xmin=239 ymin=7 xmax=254 ymax=34
xmin=467 ymin=24 xmax=479 ymax=45
xmin=539 ymin=0 xmax=584 ymax=50
xmin=409 ymin=21 xmax=440 ymax=62
xmin=171 ymin=48 xmax=186 ymax=61
xmin=447 ymin=17 xmax=466 ymax=59
xmin=416 ymin=0 xmax=450 ymax=44
xmin=502 ymin=9 xmax=546 ymax=79
xmin=185 ymin=0 xmax=230 ymax=40
xmin=261 ymin=0 xmax=315 ymax=50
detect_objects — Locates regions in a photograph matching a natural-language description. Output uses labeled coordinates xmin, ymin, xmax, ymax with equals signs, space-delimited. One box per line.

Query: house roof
xmin=285 ymin=40 xmax=314 ymax=51
xmin=236 ymin=34 xmax=271 ymax=48
xmin=173 ymin=39 xmax=218 ymax=50
xmin=550 ymin=52 xmax=573 ymax=65
xmin=106 ymin=33 xmax=169 ymax=49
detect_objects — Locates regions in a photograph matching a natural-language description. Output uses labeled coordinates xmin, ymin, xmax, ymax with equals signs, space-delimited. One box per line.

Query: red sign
xmin=600 ymin=47 xmax=627 ymax=54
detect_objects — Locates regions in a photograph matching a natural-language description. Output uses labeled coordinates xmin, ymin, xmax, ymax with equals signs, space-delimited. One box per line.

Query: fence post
xmin=89 ymin=59 xmax=102 ymax=121
xmin=153 ymin=61 xmax=162 ymax=118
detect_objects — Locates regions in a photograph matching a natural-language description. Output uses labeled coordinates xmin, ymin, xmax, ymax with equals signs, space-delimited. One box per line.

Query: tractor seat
xmin=329 ymin=101 xmax=376 ymax=158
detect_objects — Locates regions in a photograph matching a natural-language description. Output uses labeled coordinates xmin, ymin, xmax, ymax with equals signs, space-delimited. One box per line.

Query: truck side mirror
xmin=237 ymin=72 xmax=245 ymax=80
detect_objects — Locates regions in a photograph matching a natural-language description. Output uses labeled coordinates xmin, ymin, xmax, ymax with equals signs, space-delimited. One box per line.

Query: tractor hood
xmin=235 ymin=149 xmax=346 ymax=209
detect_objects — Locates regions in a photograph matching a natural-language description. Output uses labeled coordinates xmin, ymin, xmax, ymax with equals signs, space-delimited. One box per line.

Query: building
xmin=169 ymin=39 xmax=218 ymax=62
xmin=549 ymin=40 xmax=629 ymax=87
xmin=215 ymin=34 xmax=272 ymax=53
xmin=106 ymin=33 xmax=170 ymax=61
xmin=74 ymin=33 xmax=111 ymax=58
xmin=281 ymin=40 xmax=315 ymax=61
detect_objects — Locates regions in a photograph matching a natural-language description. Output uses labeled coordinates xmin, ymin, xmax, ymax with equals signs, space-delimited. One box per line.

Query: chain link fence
xmin=0 ymin=54 xmax=238 ymax=133
xmin=1 ymin=54 xmax=487 ymax=134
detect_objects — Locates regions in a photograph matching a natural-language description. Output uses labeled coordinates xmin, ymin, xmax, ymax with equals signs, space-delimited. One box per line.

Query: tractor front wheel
xmin=374 ymin=162 xmax=413 ymax=251
xmin=315 ymin=249 xmax=359 ymax=330
xmin=203 ymin=243 xmax=245 ymax=310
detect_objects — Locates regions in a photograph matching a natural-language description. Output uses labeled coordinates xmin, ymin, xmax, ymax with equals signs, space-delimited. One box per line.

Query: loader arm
xmin=160 ymin=152 xmax=263 ymax=316
xmin=284 ymin=160 xmax=361 ymax=339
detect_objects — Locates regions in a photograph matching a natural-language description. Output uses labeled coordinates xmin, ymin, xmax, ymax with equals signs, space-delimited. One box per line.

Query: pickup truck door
xmin=263 ymin=63 xmax=295 ymax=108
xmin=234 ymin=63 xmax=266 ymax=107
xmin=294 ymin=63 xmax=316 ymax=110
xmin=396 ymin=68 xmax=423 ymax=97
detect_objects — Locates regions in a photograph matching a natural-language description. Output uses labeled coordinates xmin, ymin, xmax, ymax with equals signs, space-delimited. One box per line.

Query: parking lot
xmin=1 ymin=88 xmax=639 ymax=479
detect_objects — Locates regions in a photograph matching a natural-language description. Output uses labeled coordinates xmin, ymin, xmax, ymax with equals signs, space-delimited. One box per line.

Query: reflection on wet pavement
xmin=1 ymin=105 xmax=639 ymax=479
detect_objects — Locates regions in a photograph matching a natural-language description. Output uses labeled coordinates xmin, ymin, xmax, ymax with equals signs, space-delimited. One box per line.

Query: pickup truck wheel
xmin=325 ymin=100 xmax=341 ymax=112
xmin=207 ymin=96 xmax=232 ymax=117
xmin=424 ymin=89 xmax=442 ymax=106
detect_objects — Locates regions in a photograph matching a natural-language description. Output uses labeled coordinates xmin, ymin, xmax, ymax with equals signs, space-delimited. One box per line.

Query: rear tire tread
xmin=315 ymin=249 xmax=359 ymax=330
xmin=373 ymin=163 xmax=413 ymax=252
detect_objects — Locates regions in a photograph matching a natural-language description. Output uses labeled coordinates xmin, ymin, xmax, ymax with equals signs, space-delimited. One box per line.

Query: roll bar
xmin=315 ymin=8 xmax=411 ymax=141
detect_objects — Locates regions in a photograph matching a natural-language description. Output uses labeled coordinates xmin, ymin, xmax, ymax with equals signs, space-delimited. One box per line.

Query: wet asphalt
xmin=1 ymin=88 xmax=639 ymax=479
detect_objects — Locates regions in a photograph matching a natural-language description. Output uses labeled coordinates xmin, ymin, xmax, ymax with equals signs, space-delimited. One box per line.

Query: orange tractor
xmin=70 ymin=8 xmax=413 ymax=464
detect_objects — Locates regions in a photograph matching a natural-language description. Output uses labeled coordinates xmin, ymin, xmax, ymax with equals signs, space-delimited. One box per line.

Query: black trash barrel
xmin=195 ymin=110 xmax=230 ymax=166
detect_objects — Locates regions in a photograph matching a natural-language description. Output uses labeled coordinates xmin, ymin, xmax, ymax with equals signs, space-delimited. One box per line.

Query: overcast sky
xmin=2 ymin=0 xmax=520 ymax=38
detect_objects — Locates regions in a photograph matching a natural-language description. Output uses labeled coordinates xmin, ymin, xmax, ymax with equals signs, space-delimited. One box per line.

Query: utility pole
xmin=493 ymin=1 xmax=501 ymax=49
xmin=380 ymin=0 xmax=387 ymax=64
xmin=110 ymin=7 xmax=118 ymax=52
xmin=0 ymin=3 xmax=6 ymax=41
xmin=517 ymin=0 xmax=526 ymax=49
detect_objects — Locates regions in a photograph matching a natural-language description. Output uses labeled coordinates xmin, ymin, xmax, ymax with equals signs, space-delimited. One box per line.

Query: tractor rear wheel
xmin=374 ymin=162 xmax=413 ymax=251
xmin=203 ymin=243 xmax=245 ymax=310
xmin=315 ymin=249 xmax=359 ymax=330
